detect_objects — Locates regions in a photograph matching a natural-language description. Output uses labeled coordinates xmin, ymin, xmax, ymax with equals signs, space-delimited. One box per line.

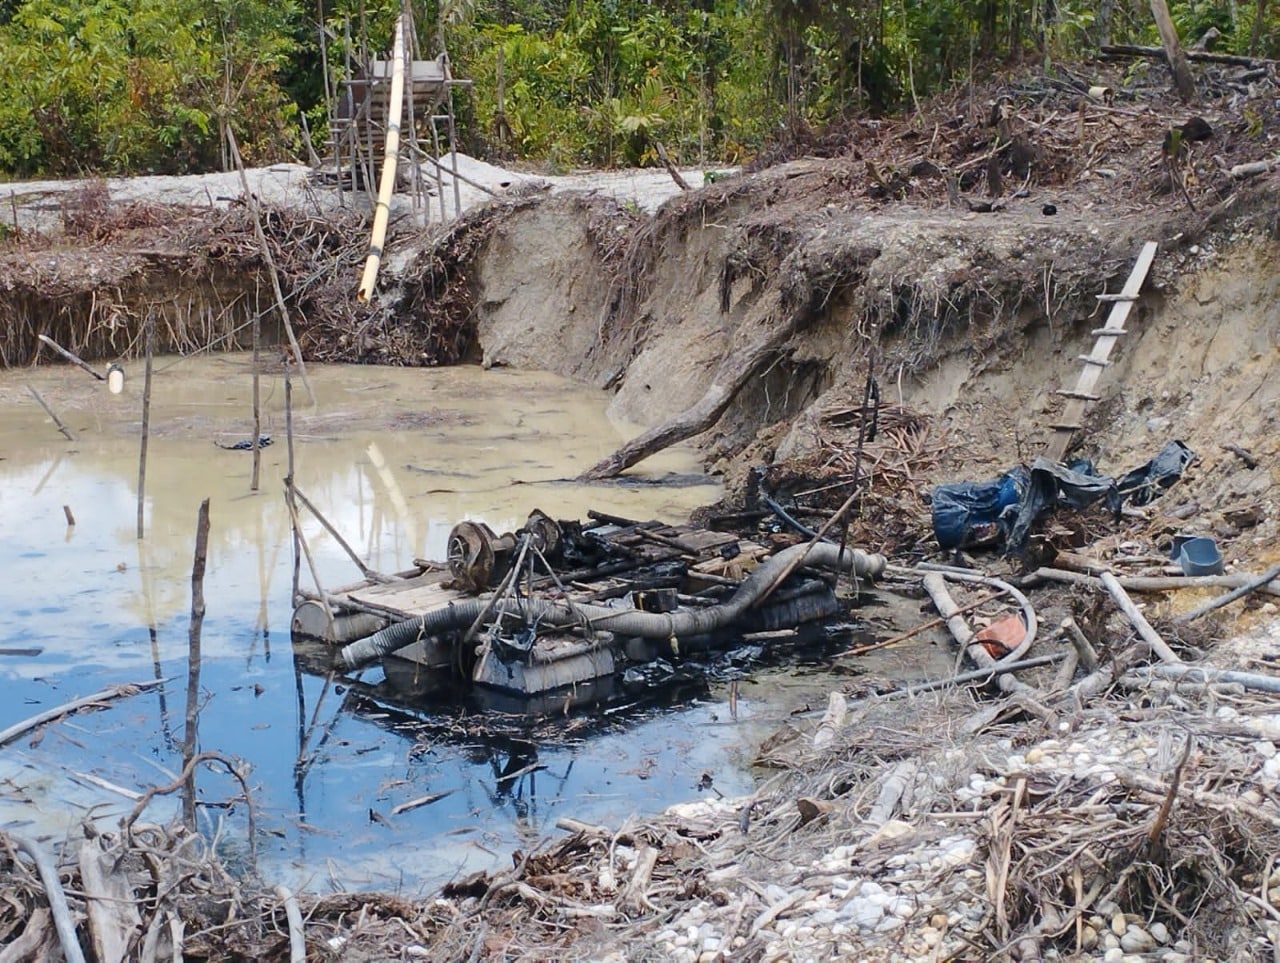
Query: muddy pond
xmin=0 ymin=354 xmax=945 ymax=894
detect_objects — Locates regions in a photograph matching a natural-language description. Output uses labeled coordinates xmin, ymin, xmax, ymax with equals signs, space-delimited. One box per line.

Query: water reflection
xmin=0 ymin=355 xmax=736 ymax=891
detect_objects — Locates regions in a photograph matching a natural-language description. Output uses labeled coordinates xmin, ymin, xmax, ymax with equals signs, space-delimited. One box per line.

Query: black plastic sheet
xmin=931 ymin=441 xmax=1195 ymax=554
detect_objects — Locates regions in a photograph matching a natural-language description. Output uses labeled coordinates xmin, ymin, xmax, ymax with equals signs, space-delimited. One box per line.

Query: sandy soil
xmin=0 ymin=153 xmax=712 ymax=236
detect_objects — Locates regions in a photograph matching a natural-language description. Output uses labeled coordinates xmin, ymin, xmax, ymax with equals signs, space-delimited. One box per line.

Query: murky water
xmin=0 ymin=353 xmax=947 ymax=893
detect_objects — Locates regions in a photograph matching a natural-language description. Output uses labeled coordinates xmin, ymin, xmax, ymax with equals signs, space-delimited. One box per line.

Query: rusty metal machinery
xmin=522 ymin=509 xmax=561 ymax=558
xmin=447 ymin=521 xmax=514 ymax=592
xmin=446 ymin=513 xmax=566 ymax=593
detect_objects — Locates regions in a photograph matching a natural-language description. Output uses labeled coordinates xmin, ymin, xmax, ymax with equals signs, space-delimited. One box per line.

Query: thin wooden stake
xmin=751 ymin=483 xmax=865 ymax=610
xmin=137 ymin=314 xmax=154 ymax=540
xmin=225 ymin=127 xmax=314 ymax=405
xmin=294 ymin=486 xmax=388 ymax=581
xmin=182 ymin=498 xmax=211 ymax=831
xmin=250 ymin=288 xmax=262 ymax=492
xmin=26 ymin=385 xmax=74 ymax=441
xmin=284 ymin=488 xmax=336 ymax=639
xmin=37 ymin=334 xmax=105 ymax=380
xmin=62 ymin=505 xmax=75 ymax=527
xmin=284 ymin=356 xmax=301 ymax=605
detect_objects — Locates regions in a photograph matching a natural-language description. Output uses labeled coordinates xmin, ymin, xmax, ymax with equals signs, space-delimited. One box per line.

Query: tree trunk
xmin=1149 ymin=0 xmax=1198 ymax=101
xmin=580 ymin=323 xmax=793 ymax=480
xmin=1251 ymin=0 xmax=1268 ymax=56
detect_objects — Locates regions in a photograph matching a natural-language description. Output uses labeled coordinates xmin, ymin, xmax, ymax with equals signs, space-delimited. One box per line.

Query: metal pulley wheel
xmin=523 ymin=509 xmax=561 ymax=557
xmin=447 ymin=520 xmax=498 ymax=592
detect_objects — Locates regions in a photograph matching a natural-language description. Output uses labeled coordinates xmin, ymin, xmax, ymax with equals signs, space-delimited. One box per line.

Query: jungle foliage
xmin=0 ymin=0 xmax=1276 ymax=176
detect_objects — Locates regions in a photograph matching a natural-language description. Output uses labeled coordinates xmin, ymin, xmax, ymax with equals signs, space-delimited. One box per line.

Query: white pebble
xmin=1077 ymin=925 xmax=1097 ymax=949
xmin=1150 ymin=921 xmax=1170 ymax=943
xmin=1121 ymin=926 xmax=1156 ymax=953
xmin=841 ymin=898 xmax=883 ymax=928
xmin=1103 ymin=948 xmax=1124 ymax=963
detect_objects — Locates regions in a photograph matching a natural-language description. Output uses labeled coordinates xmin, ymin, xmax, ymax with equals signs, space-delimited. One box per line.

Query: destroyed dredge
xmin=292 ymin=510 xmax=885 ymax=711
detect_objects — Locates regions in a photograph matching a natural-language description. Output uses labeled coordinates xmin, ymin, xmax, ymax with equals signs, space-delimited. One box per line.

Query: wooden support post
xmin=137 ymin=314 xmax=154 ymax=539
xmin=1149 ymin=0 xmax=1198 ymax=101
xmin=182 ymin=498 xmax=211 ymax=831
xmin=225 ymin=127 xmax=314 ymax=405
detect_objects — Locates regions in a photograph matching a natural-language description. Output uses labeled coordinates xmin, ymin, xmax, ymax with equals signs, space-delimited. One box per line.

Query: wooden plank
xmin=342 ymin=569 xmax=466 ymax=619
xmin=349 ymin=569 xmax=450 ymax=600
xmin=1045 ymin=241 xmax=1157 ymax=462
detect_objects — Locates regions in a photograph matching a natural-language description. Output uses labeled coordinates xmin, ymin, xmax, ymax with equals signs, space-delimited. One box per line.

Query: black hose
xmin=339 ymin=541 xmax=885 ymax=670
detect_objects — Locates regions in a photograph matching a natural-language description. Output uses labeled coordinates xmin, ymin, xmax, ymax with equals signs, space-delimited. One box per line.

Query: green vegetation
xmin=0 ymin=0 xmax=1276 ymax=177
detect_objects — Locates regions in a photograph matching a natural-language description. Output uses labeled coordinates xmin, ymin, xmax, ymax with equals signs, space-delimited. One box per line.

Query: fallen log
xmin=1099 ymin=42 xmax=1276 ymax=67
xmin=0 ymin=679 xmax=167 ymax=748
xmin=1229 ymin=157 xmax=1280 ymax=180
xmin=580 ymin=322 xmax=793 ymax=480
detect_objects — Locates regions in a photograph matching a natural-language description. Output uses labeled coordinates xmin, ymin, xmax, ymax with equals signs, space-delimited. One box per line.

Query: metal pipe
xmin=338 ymin=542 xmax=886 ymax=670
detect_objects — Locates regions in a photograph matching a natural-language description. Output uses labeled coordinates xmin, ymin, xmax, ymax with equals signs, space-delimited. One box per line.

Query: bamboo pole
xmin=356 ymin=13 xmax=406 ymax=302
xmin=294 ymin=485 xmax=389 ymax=581
xmin=274 ymin=885 xmax=306 ymax=963
xmin=10 ymin=835 xmax=86 ymax=963
xmin=1099 ymin=571 xmax=1182 ymax=664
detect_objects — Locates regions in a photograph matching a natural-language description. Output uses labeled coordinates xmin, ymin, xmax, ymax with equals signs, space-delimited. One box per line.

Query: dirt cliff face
xmin=467 ymin=162 xmax=1279 ymax=489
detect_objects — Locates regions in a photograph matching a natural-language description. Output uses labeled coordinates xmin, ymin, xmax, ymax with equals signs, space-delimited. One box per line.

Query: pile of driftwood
xmin=760 ymin=403 xmax=940 ymax=557
xmin=740 ymin=52 xmax=1278 ymax=213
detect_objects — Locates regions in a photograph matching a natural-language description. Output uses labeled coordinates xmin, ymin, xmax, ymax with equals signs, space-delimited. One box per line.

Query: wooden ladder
xmin=1044 ymin=240 xmax=1158 ymax=462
